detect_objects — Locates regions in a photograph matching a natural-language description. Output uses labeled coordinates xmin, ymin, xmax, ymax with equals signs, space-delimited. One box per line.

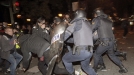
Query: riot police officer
xmin=62 ymin=9 xmax=96 ymax=75
xmin=92 ymin=8 xmax=128 ymax=73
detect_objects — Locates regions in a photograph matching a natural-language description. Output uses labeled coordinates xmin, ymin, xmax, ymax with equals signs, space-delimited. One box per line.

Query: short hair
xmin=36 ymin=16 xmax=46 ymax=29
xmin=37 ymin=16 xmax=46 ymax=23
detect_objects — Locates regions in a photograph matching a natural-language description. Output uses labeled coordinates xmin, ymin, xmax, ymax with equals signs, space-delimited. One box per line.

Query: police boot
xmin=119 ymin=65 xmax=128 ymax=73
xmin=120 ymin=52 xmax=127 ymax=61
xmin=98 ymin=63 xmax=107 ymax=71
xmin=93 ymin=67 xmax=98 ymax=72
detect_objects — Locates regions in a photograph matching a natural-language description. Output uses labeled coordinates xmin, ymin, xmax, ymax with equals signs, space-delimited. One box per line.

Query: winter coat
xmin=0 ymin=34 xmax=16 ymax=60
xmin=19 ymin=27 xmax=50 ymax=57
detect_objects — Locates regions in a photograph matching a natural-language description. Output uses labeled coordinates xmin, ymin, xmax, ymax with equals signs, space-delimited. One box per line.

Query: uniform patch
xmin=51 ymin=33 xmax=61 ymax=44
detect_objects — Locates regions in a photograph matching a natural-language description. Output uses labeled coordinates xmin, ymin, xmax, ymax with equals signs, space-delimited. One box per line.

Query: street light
xmin=26 ymin=19 xmax=31 ymax=22
xmin=17 ymin=14 xmax=21 ymax=18
xmin=8 ymin=24 xmax=12 ymax=26
xmin=58 ymin=13 xmax=63 ymax=17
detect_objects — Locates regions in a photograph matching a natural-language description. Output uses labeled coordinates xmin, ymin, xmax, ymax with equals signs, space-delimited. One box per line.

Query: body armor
xmin=97 ymin=17 xmax=114 ymax=39
xmin=73 ymin=20 xmax=93 ymax=46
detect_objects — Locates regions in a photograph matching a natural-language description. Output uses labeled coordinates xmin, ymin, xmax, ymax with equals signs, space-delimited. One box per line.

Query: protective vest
xmin=98 ymin=18 xmax=114 ymax=39
xmin=73 ymin=20 xmax=93 ymax=46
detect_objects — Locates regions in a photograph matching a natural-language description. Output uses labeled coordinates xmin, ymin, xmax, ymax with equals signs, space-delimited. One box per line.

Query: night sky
xmin=0 ymin=0 xmax=134 ymax=23
xmin=0 ymin=5 xmax=4 ymax=22
xmin=0 ymin=5 xmax=10 ymax=23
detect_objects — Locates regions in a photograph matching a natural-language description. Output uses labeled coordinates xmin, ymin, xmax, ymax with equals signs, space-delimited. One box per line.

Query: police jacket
xmin=92 ymin=15 xmax=114 ymax=40
xmin=64 ymin=18 xmax=93 ymax=46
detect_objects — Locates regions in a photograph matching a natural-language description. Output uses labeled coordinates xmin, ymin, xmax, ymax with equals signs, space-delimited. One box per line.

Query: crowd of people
xmin=0 ymin=8 xmax=130 ymax=75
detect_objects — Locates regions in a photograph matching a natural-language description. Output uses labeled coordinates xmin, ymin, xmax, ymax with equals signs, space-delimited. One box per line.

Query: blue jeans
xmin=7 ymin=52 xmax=23 ymax=75
xmin=62 ymin=50 xmax=96 ymax=75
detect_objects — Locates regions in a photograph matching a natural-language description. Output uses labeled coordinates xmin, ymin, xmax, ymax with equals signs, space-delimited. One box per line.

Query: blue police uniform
xmin=92 ymin=8 xmax=127 ymax=73
xmin=62 ymin=14 xmax=96 ymax=75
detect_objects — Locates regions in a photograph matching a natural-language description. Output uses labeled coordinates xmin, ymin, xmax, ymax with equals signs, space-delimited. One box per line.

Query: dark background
xmin=0 ymin=0 xmax=134 ymax=24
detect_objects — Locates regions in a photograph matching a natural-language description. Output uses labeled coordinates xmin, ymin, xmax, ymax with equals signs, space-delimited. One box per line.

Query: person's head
xmin=74 ymin=9 xmax=86 ymax=19
xmin=22 ymin=25 xmax=26 ymax=29
xmin=93 ymin=8 xmax=105 ymax=17
xmin=27 ymin=25 xmax=32 ymax=30
xmin=64 ymin=13 xmax=70 ymax=19
xmin=53 ymin=17 xmax=61 ymax=24
xmin=36 ymin=16 xmax=46 ymax=29
xmin=4 ymin=27 xmax=13 ymax=36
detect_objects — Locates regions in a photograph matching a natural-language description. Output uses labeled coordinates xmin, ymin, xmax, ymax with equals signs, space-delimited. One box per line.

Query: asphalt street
xmin=0 ymin=26 xmax=134 ymax=75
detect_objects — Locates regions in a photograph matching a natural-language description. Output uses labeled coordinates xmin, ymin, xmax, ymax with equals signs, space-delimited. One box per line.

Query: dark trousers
xmin=98 ymin=50 xmax=125 ymax=65
xmin=38 ymin=60 xmax=47 ymax=75
xmin=0 ymin=58 xmax=10 ymax=72
xmin=123 ymin=28 xmax=128 ymax=37
xmin=93 ymin=41 xmax=122 ymax=69
xmin=130 ymin=25 xmax=134 ymax=31
xmin=62 ymin=49 xmax=96 ymax=75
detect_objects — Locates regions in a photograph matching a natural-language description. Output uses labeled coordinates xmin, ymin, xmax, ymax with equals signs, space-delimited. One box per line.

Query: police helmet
xmin=94 ymin=8 xmax=105 ymax=16
xmin=54 ymin=17 xmax=61 ymax=23
xmin=74 ymin=9 xmax=86 ymax=19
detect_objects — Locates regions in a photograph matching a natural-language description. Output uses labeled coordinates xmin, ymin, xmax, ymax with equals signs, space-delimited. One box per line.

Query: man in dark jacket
xmin=19 ymin=17 xmax=69 ymax=75
xmin=0 ymin=27 xmax=23 ymax=75
xmin=19 ymin=17 xmax=50 ymax=71
xmin=121 ymin=18 xmax=129 ymax=38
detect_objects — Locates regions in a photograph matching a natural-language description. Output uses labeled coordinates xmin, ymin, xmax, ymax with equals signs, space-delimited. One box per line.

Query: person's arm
xmin=42 ymin=32 xmax=51 ymax=43
xmin=1 ymin=36 xmax=15 ymax=51
xmin=64 ymin=22 xmax=76 ymax=41
xmin=92 ymin=18 xmax=100 ymax=33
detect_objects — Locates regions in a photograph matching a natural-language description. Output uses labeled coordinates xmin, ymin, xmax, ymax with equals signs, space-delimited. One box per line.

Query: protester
xmin=0 ymin=27 xmax=23 ymax=75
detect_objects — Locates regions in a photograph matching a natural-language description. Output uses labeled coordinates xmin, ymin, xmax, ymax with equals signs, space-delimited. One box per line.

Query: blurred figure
xmin=0 ymin=24 xmax=4 ymax=35
xmin=63 ymin=13 xmax=71 ymax=24
xmin=0 ymin=27 xmax=23 ymax=75
xmin=121 ymin=18 xmax=129 ymax=38
xmin=13 ymin=28 xmax=22 ymax=55
xmin=51 ymin=17 xmax=61 ymax=29
xmin=92 ymin=8 xmax=128 ymax=73
xmin=21 ymin=25 xmax=29 ymax=34
xmin=27 ymin=25 xmax=32 ymax=34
